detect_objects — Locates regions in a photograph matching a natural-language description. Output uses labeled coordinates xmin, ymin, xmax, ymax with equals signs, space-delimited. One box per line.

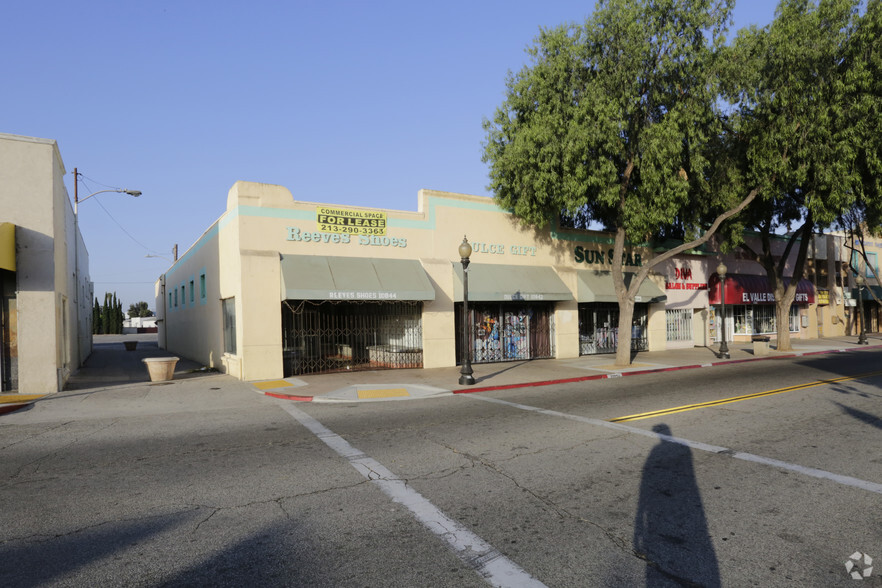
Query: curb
xmin=262 ymin=344 xmax=882 ymax=402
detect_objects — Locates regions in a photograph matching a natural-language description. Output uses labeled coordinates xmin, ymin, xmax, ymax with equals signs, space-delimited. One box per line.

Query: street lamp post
xmin=72 ymin=168 xmax=141 ymax=349
xmin=459 ymin=236 xmax=476 ymax=386
xmin=856 ymin=274 xmax=868 ymax=345
xmin=717 ymin=262 xmax=730 ymax=359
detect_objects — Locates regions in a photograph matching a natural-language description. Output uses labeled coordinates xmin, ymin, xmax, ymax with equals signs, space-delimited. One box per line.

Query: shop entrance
xmin=281 ymin=300 xmax=423 ymax=376
xmin=0 ymin=269 xmax=16 ymax=391
xmin=455 ymin=302 xmax=554 ymax=364
xmin=578 ymin=303 xmax=648 ymax=355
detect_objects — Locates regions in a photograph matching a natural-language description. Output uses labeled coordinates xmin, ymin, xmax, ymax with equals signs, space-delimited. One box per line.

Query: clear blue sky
xmin=2 ymin=1 xmax=776 ymax=311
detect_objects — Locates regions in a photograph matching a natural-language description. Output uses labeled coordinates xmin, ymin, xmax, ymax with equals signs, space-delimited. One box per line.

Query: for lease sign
xmin=316 ymin=206 xmax=387 ymax=236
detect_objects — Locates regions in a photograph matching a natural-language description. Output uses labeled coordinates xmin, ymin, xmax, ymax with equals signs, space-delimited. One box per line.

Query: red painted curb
xmin=452 ymin=345 xmax=879 ymax=395
xmin=265 ymin=391 xmax=314 ymax=402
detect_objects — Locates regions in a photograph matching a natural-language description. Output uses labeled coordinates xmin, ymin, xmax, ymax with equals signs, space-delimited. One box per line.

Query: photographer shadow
xmin=634 ymin=423 xmax=721 ymax=587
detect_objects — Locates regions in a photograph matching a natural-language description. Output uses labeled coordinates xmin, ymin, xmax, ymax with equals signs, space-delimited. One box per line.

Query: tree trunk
xmin=775 ymin=293 xmax=795 ymax=351
xmin=614 ymin=297 xmax=636 ymax=367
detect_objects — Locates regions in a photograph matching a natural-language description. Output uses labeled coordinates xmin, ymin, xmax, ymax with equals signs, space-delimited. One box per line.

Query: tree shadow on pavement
xmin=834 ymin=401 xmax=882 ymax=430
xmin=634 ymin=423 xmax=721 ymax=587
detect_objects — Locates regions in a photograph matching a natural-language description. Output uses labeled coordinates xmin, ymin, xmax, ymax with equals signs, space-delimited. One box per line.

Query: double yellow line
xmin=609 ymin=370 xmax=882 ymax=423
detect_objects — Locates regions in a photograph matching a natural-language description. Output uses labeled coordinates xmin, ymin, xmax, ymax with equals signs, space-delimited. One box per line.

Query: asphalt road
xmin=2 ymin=350 xmax=881 ymax=587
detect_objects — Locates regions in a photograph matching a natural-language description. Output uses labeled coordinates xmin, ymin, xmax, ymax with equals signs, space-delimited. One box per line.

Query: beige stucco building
xmin=158 ymin=181 xmax=875 ymax=382
xmin=155 ymin=181 xmax=669 ymax=381
xmin=0 ymin=133 xmax=92 ymax=393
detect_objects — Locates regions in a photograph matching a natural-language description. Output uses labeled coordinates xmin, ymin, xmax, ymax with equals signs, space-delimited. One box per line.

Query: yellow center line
xmin=608 ymin=370 xmax=882 ymax=423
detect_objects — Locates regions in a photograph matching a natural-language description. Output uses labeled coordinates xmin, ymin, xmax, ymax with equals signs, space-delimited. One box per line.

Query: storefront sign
xmin=708 ymin=274 xmax=815 ymax=305
xmin=817 ymin=289 xmax=830 ymax=305
xmin=329 ymin=290 xmax=399 ymax=300
xmin=666 ymin=267 xmax=707 ymax=290
xmin=316 ymin=206 xmax=387 ymax=236
xmin=574 ymin=246 xmax=643 ymax=267
xmin=469 ymin=242 xmax=537 ymax=256
xmin=287 ymin=227 xmax=407 ymax=248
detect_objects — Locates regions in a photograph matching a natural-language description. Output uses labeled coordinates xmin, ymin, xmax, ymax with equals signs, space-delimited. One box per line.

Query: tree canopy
xmin=720 ymin=0 xmax=871 ymax=350
xmin=483 ymin=0 xmax=756 ymax=365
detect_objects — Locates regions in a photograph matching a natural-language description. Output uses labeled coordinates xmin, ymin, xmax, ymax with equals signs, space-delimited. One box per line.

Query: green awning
xmin=854 ymin=285 xmax=882 ymax=301
xmin=453 ymin=263 xmax=573 ymax=302
xmin=281 ymin=255 xmax=435 ymax=301
xmin=577 ymin=270 xmax=667 ymax=303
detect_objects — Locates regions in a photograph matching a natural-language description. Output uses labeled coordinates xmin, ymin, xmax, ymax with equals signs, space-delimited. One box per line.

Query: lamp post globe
xmin=717 ymin=262 xmax=729 ymax=359
xmin=459 ymin=236 xmax=475 ymax=385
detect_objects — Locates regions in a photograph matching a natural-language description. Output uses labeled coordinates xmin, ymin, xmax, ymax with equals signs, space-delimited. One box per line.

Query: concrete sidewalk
xmin=256 ymin=334 xmax=882 ymax=402
xmin=3 ymin=333 xmax=880 ymax=413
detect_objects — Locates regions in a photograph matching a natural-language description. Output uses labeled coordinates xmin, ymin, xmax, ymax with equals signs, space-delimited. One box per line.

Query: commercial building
xmin=0 ymin=133 xmax=92 ymax=393
xmin=157 ymin=181 xmax=877 ymax=382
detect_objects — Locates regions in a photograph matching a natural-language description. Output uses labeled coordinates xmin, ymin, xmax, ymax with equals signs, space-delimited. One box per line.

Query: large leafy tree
xmin=127 ymin=301 xmax=154 ymax=318
xmin=483 ymin=0 xmax=757 ymax=366
xmin=720 ymin=0 xmax=866 ymax=351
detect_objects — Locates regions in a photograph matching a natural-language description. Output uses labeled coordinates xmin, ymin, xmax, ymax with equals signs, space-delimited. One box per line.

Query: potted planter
xmin=142 ymin=357 xmax=179 ymax=382
xmin=124 ymin=341 xmax=138 ymax=351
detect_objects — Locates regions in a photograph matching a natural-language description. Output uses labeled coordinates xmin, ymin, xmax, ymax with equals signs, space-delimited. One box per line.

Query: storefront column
xmin=421 ymin=258 xmax=457 ymax=369
xmin=554 ymin=299 xmax=580 ymax=359
xmin=238 ymin=250 xmax=284 ymax=381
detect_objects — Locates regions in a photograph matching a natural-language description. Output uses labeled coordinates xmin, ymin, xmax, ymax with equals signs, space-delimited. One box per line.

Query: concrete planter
xmin=124 ymin=341 xmax=138 ymax=351
xmin=142 ymin=357 xmax=179 ymax=382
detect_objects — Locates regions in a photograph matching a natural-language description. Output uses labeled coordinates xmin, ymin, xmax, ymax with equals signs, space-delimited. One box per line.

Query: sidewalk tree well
xmin=719 ymin=0 xmax=869 ymax=351
xmin=483 ymin=0 xmax=757 ymax=367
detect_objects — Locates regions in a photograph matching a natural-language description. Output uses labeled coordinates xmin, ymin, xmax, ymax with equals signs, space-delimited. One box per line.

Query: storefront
xmin=574 ymin=271 xmax=666 ymax=355
xmin=452 ymin=264 xmax=571 ymax=363
xmin=279 ymin=255 xmax=434 ymax=375
xmin=662 ymin=257 xmax=710 ymax=349
xmin=708 ymin=274 xmax=815 ymax=341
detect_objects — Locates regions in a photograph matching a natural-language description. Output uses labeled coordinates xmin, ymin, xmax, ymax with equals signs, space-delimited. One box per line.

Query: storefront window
xmin=752 ymin=306 xmax=776 ymax=334
xmin=282 ymin=300 xmax=423 ymax=375
xmin=456 ymin=302 xmax=554 ymax=363
xmin=578 ymin=303 xmax=647 ymax=355
xmin=732 ymin=305 xmax=751 ymax=335
xmin=665 ymin=309 xmax=692 ymax=342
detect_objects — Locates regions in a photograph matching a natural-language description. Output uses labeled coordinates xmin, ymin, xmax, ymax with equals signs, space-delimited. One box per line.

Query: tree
xmin=127 ymin=301 xmax=154 ymax=318
xmin=720 ymin=0 xmax=866 ymax=350
xmin=93 ymin=292 xmax=124 ymax=334
xmin=483 ymin=0 xmax=757 ymax=366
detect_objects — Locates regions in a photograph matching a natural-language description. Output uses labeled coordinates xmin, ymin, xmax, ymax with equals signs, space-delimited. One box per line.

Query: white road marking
xmin=469 ymin=395 xmax=882 ymax=495
xmin=277 ymin=401 xmax=547 ymax=588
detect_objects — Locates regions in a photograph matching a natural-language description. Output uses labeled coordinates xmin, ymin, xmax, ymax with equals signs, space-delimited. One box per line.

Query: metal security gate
xmin=455 ymin=302 xmax=554 ymax=364
xmin=578 ymin=303 xmax=648 ymax=355
xmin=282 ymin=300 xmax=423 ymax=376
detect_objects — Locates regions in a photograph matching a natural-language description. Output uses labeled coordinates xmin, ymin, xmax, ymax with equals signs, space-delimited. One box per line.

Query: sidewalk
xmin=3 ymin=334 xmax=879 ymax=414
xmin=258 ymin=334 xmax=882 ymax=403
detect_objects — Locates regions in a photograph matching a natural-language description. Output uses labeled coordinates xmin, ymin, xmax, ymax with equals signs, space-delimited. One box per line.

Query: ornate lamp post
xmin=717 ymin=262 xmax=730 ymax=359
xmin=856 ymin=274 xmax=868 ymax=345
xmin=459 ymin=236 xmax=476 ymax=385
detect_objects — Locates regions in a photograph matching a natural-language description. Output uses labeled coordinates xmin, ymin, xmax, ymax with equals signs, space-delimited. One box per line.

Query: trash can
xmin=752 ymin=335 xmax=771 ymax=356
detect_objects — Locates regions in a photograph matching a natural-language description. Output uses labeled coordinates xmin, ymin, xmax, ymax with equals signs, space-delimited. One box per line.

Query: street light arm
xmin=76 ymin=188 xmax=141 ymax=204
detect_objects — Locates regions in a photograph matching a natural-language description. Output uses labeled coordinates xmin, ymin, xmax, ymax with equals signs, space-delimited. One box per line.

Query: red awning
xmin=708 ymin=274 xmax=815 ymax=305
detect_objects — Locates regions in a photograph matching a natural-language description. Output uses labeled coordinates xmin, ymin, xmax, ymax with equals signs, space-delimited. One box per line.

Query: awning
xmin=0 ymin=222 xmax=15 ymax=272
xmin=453 ymin=263 xmax=573 ymax=302
xmin=708 ymin=274 xmax=815 ymax=305
xmin=281 ymin=255 xmax=435 ymax=301
xmin=576 ymin=271 xmax=667 ymax=303
xmin=854 ymin=285 xmax=882 ymax=302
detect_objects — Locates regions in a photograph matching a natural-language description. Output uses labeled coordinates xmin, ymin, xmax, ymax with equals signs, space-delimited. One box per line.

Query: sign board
xmin=316 ymin=206 xmax=387 ymax=236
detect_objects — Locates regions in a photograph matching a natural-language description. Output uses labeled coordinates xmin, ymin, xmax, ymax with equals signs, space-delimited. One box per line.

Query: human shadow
xmin=634 ymin=424 xmax=720 ymax=587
